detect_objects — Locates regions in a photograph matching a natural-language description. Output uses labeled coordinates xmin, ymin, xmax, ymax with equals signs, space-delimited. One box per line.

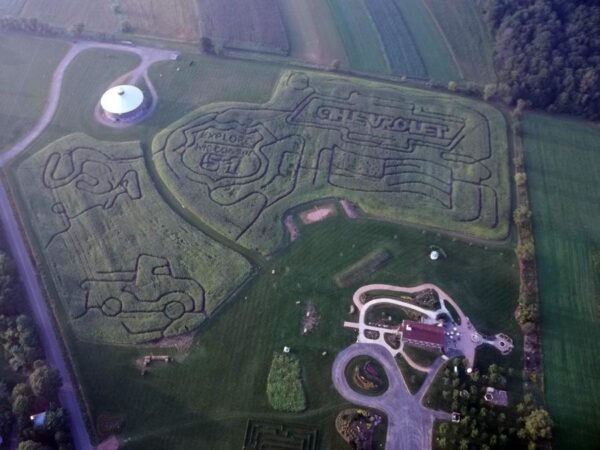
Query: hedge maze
xmin=153 ymin=71 xmax=509 ymax=254
xmin=16 ymin=72 xmax=509 ymax=347
xmin=17 ymin=134 xmax=252 ymax=344
xmin=243 ymin=420 xmax=319 ymax=450
xmin=41 ymin=146 xmax=143 ymax=248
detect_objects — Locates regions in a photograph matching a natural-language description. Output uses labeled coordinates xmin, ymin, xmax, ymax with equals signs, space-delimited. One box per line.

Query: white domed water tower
xmin=100 ymin=84 xmax=145 ymax=122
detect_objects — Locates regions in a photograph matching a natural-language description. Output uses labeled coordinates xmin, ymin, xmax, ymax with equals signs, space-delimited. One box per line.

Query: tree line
xmin=0 ymin=250 xmax=72 ymax=450
xmin=479 ymin=0 xmax=600 ymax=120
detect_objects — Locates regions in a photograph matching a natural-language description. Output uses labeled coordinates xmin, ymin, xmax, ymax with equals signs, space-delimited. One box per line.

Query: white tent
xmin=100 ymin=85 xmax=144 ymax=115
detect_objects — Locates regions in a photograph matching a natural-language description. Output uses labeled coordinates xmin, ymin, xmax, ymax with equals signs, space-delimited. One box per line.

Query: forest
xmin=479 ymin=0 xmax=600 ymax=120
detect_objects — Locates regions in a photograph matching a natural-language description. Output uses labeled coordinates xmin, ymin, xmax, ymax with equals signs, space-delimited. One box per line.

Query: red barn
xmin=400 ymin=320 xmax=445 ymax=350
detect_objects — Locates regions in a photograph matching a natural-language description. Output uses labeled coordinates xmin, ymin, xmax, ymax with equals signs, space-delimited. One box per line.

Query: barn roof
xmin=401 ymin=320 xmax=445 ymax=345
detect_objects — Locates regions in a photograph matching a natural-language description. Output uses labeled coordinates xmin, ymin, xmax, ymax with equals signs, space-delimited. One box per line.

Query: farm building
xmin=400 ymin=320 xmax=445 ymax=350
xmin=100 ymin=85 xmax=145 ymax=121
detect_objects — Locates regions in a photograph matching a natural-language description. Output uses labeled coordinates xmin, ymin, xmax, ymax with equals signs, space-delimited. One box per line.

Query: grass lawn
xmin=0 ymin=34 xmax=69 ymax=152
xmin=392 ymin=0 xmax=461 ymax=83
xmin=523 ymin=114 xmax=600 ymax=450
xmin=11 ymin=48 xmax=282 ymax=165
xmin=396 ymin=354 xmax=427 ymax=394
xmin=423 ymin=0 xmax=496 ymax=84
xmin=63 ymin=216 xmax=518 ymax=449
xmin=325 ymin=0 xmax=389 ymax=75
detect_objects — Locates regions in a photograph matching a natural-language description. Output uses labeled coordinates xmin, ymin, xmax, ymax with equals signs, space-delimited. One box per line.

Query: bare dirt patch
xmin=302 ymin=302 xmax=320 ymax=334
xmin=284 ymin=215 xmax=299 ymax=241
xmin=340 ymin=199 xmax=359 ymax=218
xmin=96 ymin=435 xmax=122 ymax=450
xmin=300 ymin=204 xmax=337 ymax=224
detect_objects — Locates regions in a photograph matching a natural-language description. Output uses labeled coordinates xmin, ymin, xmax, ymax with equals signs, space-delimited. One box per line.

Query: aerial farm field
xmin=523 ymin=114 xmax=600 ymax=450
xmin=0 ymin=34 xmax=68 ymax=151
xmin=152 ymin=70 xmax=511 ymax=253
xmin=11 ymin=49 xmax=283 ymax=160
xmin=121 ymin=0 xmax=200 ymax=42
xmin=325 ymin=0 xmax=389 ymax=74
xmin=16 ymin=0 xmax=119 ymax=34
xmin=423 ymin=0 xmax=496 ymax=83
xmin=197 ymin=0 xmax=290 ymax=55
xmin=64 ymin=216 xmax=519 ymax=449
xmin=16 ymin=133 xmax=252 ymax=344
xmin=390 ymin=0 xmax=461 ymax=83
xmin=2 ymin=30 xmax=523 ymax=447
xmin=365 ymin=0 xmax=427 ymax=79
xmin=276 ymin=0 xmax=347 ymax=66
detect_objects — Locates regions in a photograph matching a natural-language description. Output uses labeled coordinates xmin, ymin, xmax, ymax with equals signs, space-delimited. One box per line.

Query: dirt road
xmin=0 ymin=40 xmax=177 ymax=449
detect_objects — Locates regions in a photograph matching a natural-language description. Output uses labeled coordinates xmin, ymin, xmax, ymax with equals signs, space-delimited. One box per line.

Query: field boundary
xmin=417 ymin=0 xmax=464 ymax=80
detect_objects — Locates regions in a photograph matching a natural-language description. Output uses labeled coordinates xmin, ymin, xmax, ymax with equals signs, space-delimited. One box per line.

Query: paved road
xmin=0 ymin=40 xmax=176 ymax=449
xmin=332 ymin=343 xmax=450 ymax=450
xmin=0 ymin=183 xmax=90 ymax=450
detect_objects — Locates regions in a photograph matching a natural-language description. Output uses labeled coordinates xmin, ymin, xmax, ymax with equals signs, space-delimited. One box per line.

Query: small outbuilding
xmin=484 ymin=387 xmax=508 ymax=406
xmin=30 ymin=411 xmax=47 ymax=429
xmin=100 ymin=84 xmax=145 ymax=122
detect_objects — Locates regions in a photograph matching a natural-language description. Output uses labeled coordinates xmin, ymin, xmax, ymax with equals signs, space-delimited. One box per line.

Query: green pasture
xmin=391 ymin=0 xmax=461 ymax=83
xmin=15 ymin=134 xmax=252 ymax=344
xmin=0 ymin=34 xmax=69 ymax=152
xmin=424 ymin=0 xmax=496 ymax=83
xmin=153 ymin=70 xmax=511 ymax=254
xmin=12 ymin=48 xmax=281 ymax=162
xmin=403 ymin=346 xmax=439 ymax=368
xmin=10 ymin=48 xmax=141 ymax=158
xmin=523 ymin=114 xmax=600 ymax=450
xmin=364 ymin=0 xmax=427 ymax=79
xmin=64 ymin=216 xmax=518 ymax=449
xmin=325 ymin=0 xmax=389 ymax=74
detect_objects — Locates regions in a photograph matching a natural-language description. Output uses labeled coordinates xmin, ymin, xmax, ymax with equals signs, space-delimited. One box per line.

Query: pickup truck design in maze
xmin=154 ymin=71 xmax=507 ymax=251
xmin=17 ymin=134 xmax=252 ymax=344
xmin=80 ymin=254 xmax=205 ymax=339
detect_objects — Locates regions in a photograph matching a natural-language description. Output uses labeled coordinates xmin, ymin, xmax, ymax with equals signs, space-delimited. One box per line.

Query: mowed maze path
xmin=523 ymin=114 xmax=600 ymax=450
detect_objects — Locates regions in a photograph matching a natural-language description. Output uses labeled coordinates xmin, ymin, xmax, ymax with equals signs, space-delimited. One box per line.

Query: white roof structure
xmin=100 ymin=85 xmax=144 ymax=115
xmin=430 ymin=250 xmax=440 ymax=261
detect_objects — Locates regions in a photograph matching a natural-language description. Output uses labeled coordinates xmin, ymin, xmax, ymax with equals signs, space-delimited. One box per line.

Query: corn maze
xmin=153 ymin=71 xmax=510 ymax=254
xmin=17 ymin=134 xmax=252 ymax=344
xmin=243 ymin=420 xmax=319 ymax=450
